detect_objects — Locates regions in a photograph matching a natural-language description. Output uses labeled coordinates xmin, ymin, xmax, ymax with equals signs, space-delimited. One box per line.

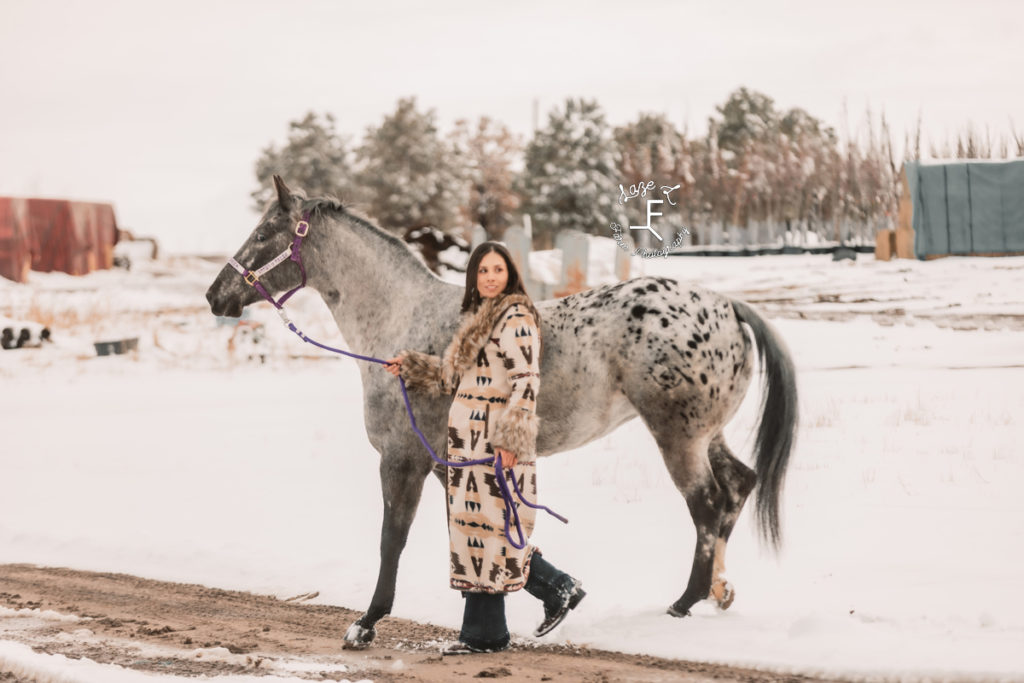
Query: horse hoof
xmin=710 ymin=580 xmax=736 ymax=610
xmin=666 ymin=604 xmax=692 ymax=618
xmin=342 ymin=621 xmax=375 ymax=649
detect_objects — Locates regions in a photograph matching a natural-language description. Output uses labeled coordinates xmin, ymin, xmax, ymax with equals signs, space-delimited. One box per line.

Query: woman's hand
xmin=495 ymin=447 xmax=518 ymax=469
xmin=384 ymin=355 xmax=403 ymax=377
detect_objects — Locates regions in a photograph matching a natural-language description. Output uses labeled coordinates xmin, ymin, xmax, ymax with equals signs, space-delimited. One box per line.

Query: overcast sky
xmin=2 ymin=0 xmax=1022 ymax=254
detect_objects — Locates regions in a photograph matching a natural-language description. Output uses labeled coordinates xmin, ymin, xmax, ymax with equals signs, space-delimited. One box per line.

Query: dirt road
xmin=0 ymin=565 xmax=847 ymax=682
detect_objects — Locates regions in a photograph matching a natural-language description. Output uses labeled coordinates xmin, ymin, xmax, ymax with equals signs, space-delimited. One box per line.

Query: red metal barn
xmin=0 ymin=197 xmax=120 ymax=282
xmin=0 ymin=198 xmax=31 ymax=283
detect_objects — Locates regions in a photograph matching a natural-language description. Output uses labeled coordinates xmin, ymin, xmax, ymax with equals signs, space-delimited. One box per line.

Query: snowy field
xmin=2 ymin=247 xmax=1023 ymax=682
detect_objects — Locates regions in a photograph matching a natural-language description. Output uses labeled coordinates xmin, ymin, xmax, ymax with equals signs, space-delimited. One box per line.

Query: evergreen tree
xmin=715 ymin=87 xmax=779 ymax=156
xmin=251 ymin=111 xmax=355 ymax=211
xmin=355 ymin=97 xmax=464 ymax=233
xmin=449 ymin=116 xmax=522 ymax=240
xmin=518 ymin=98 xmax=621 ymax=248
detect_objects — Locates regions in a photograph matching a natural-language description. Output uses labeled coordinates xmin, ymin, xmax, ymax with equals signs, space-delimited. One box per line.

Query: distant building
xmin=0 ymin=197 xmax=120 ymax=283
xmin=893 ymin=159 xmax=1024 ymax=260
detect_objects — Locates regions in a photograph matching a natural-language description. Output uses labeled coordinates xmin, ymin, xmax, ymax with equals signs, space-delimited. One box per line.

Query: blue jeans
xmin=459 ymin=592 xmax=509 ymax=650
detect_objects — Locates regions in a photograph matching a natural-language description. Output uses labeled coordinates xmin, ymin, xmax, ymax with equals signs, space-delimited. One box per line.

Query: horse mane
xmin=293 ymin=193 xmax=442 ymax=279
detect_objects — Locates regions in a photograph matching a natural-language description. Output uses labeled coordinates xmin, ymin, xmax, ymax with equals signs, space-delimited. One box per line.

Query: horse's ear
xmin=273 ymin=175 xmax=293 ymax=212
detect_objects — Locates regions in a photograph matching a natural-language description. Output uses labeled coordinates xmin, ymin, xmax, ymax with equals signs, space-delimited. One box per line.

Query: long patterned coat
xmin=399 ymin=292 xmax=542 ymax=593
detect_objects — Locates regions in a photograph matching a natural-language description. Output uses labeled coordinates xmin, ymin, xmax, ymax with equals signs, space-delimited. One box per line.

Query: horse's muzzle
xmin=205 ymin=271 xmax=246 ymax=318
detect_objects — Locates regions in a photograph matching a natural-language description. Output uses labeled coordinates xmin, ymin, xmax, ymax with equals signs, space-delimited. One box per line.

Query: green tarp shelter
xmin=904 ymin=158 xmax=1024 ymax=259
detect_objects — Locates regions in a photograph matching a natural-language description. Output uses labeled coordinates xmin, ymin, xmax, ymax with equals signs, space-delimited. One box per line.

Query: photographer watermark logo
xmin=610 ymin=181 xmax=689 ymax=258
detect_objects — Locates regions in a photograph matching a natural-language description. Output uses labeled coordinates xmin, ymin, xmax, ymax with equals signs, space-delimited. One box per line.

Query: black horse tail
xmin=731 ymin=299 xmax=798 ymax=551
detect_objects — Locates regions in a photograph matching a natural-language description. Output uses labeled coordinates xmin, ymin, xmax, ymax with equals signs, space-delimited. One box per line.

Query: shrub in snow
xmin=228 ymin=321 xmax=270 ymax=364
xmin=0 ymin=317 xmax=51 ymax=350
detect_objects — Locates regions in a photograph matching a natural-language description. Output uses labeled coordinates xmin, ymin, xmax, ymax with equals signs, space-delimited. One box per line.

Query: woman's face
xmin=477 ymin=251 xmax=509 ymax=299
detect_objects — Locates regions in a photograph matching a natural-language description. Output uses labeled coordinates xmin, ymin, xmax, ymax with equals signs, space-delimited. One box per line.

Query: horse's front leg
xmin=343 ymin=449 xmax=432 ymax=648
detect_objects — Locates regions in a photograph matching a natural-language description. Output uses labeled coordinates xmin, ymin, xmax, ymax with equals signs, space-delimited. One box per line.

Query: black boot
xmin=525 ymin=552 xmax=586 ymax=637
xmin=443 ymin=592 xmax=510 ymax=654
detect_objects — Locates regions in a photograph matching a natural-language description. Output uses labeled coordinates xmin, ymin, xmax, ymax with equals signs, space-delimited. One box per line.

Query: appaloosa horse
xmin=206 ymin=176 xmax=798 ymax=648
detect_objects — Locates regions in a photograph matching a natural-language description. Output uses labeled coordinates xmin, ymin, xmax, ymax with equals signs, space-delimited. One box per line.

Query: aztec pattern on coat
xmin=398 ymin=292 xmax=542 ymax=593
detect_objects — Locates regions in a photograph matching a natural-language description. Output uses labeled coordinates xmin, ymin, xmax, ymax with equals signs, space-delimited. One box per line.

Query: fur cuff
xmin=491 ymin=409 xmax=539 ymax=462
xmin=440 ymin=359 xmax=460 ymax=396
xmin=399 ymin=350 xmax=445 ymax=396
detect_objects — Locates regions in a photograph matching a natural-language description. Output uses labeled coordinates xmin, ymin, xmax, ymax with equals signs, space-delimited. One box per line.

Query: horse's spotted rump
xmin=534 ymin=276 xmax=754 ymax=446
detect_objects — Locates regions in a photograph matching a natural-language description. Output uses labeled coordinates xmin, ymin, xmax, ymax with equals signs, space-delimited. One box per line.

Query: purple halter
xmin=227 ymin=211 xmax=310 ymax=329
xmin=227 ymin=212 xmax=567 ymax=548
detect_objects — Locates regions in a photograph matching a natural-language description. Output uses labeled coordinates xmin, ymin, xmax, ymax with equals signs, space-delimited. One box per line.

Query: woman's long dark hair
xmin=462 ymin=241 xmax=543 ymax=360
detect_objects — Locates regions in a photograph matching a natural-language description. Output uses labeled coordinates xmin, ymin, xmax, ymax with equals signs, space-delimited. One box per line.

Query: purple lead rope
xmin=288 ymin=326 xmax=568 ymax=548
xmin=227 ymin=212 xmax=567 ymax=548
xmin=390 ymin=363 xmax=569 ymax=548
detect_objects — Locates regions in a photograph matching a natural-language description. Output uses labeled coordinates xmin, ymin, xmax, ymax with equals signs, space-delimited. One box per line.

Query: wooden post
xmin=875 ymin=229 xmax=895 ymax=260
xmin=895 ymin=166 xmax=916 ymax=259
xmin=614 ymin=233 xmax=632 ymax=281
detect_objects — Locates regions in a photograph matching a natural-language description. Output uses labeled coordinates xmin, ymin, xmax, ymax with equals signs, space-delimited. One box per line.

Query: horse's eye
xmin=254 ymin=232 xmax=266 ymax=243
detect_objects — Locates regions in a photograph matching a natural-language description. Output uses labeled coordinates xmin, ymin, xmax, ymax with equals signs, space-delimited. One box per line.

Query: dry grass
xmin=883 ymin=392 xmax=933 ymax=427
xmin=807 ymin=397 xmax=840 ymax=428
xmin=18 ymin=294 xmax=207 ymax=337
xmin=24 ymin=293 xmax=112 ymax=331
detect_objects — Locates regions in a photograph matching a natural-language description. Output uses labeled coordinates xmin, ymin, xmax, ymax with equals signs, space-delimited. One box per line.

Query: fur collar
xmin=440 ymin=292 xmax=533 ymax=391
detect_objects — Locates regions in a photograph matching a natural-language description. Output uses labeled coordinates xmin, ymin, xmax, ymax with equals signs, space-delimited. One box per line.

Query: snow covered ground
xmin=2 ymin=248 xmax=1023 ymax=682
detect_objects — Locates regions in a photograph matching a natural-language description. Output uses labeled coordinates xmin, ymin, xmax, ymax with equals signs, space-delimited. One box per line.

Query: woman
xmin=384 ymin=242 xmax=585 ymax=654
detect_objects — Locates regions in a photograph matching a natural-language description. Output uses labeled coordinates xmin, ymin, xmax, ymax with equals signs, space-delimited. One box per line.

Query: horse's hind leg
xmin=645 ymin=426 xmax=728 ymax=617
xmin=707 ymin=434 xmax=757 ymax=610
